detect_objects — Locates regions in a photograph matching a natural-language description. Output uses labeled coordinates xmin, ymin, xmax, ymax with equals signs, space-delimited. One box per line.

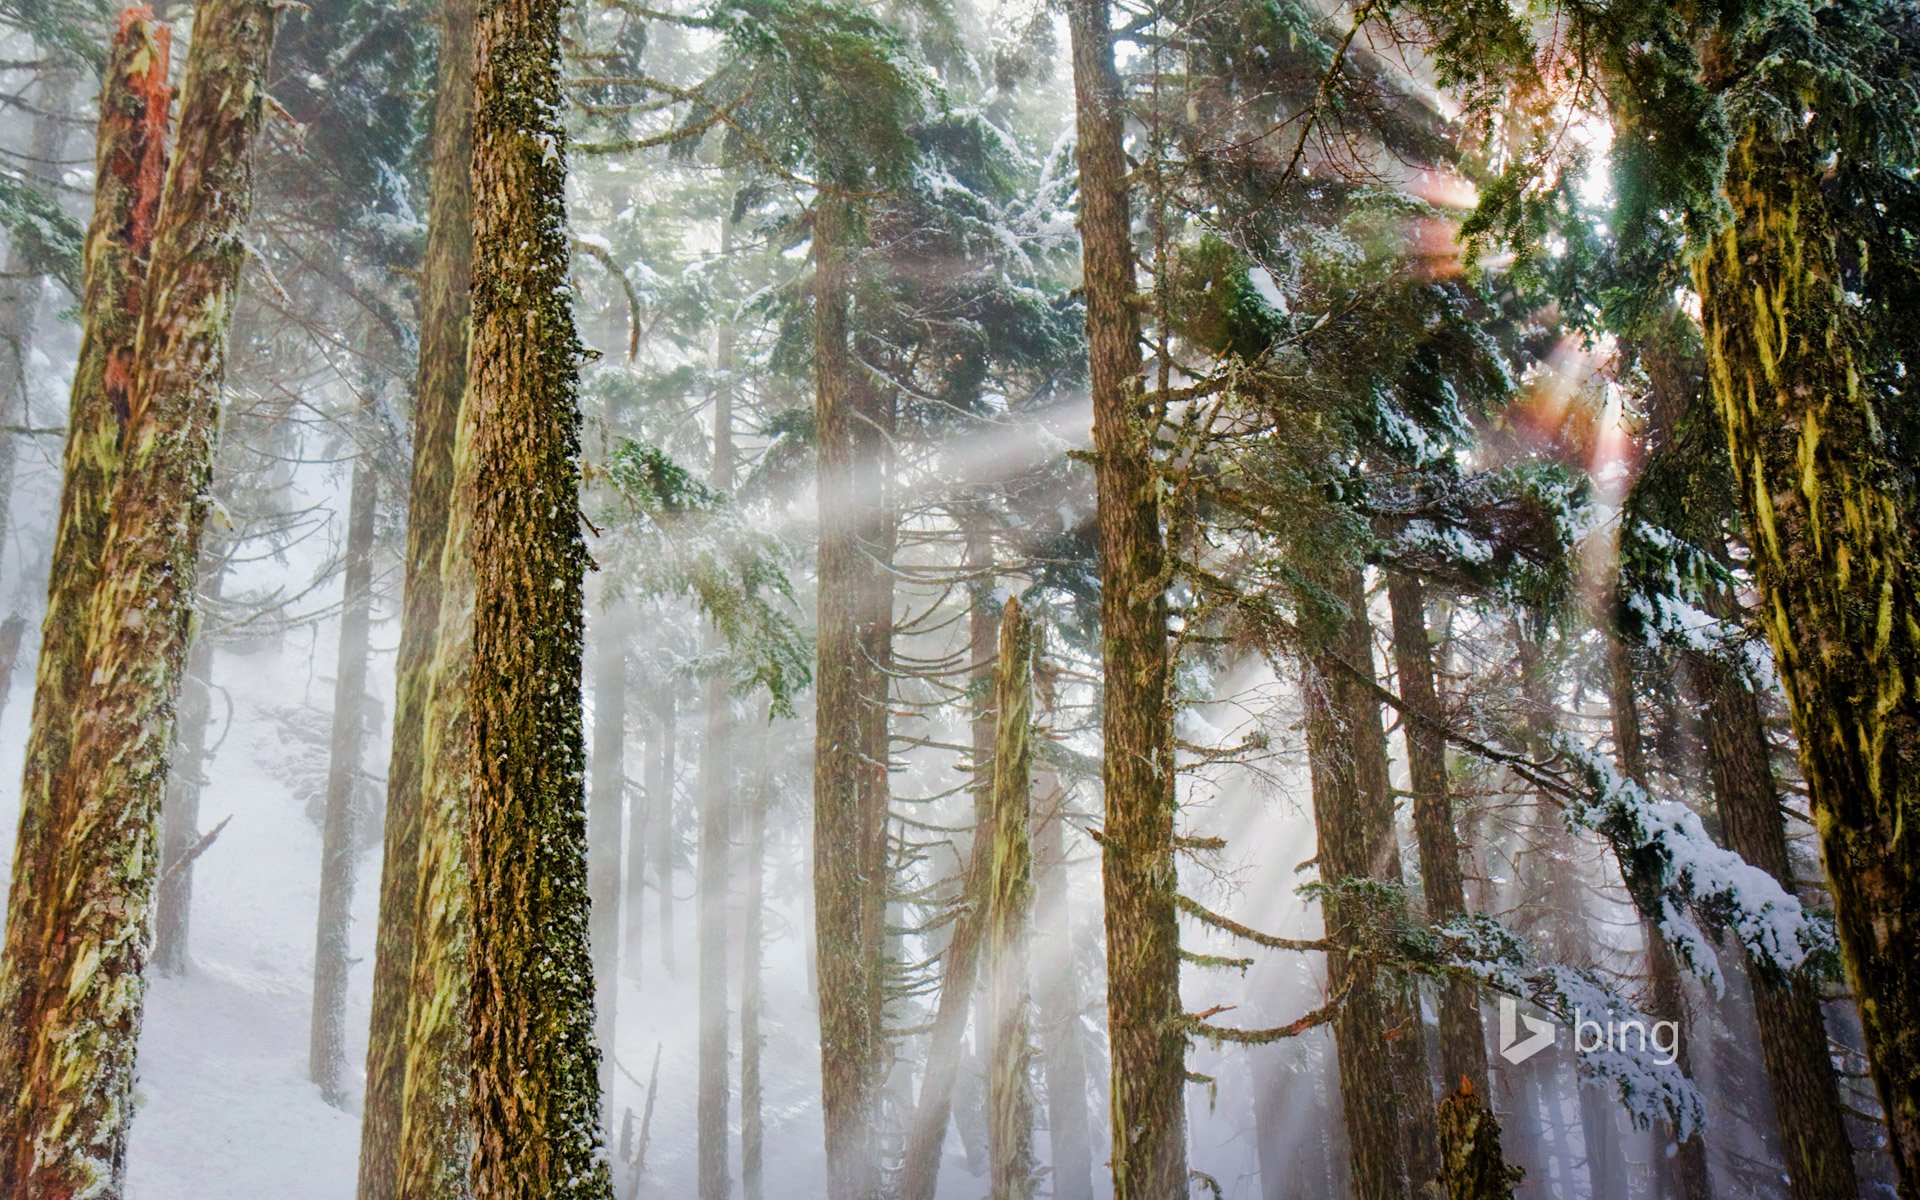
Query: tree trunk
xmin=625 ymin=697 xmax=651 ymax=981
xmin=0 ymin=614 xmax=26 ymax=724
xmin=0 ymin=11 xmax=171 ymax=1170
xmin=698 ymin=234 xmax=737 ymax=1199
xmin=459 ymin=0 xmax=609 ymax=1194
xmin=898 ymin=532 xmax=999 ymax=1200
xmin=0 ymin=70 xmax=75 ymax=583
xmin=154 ymin=557 xmax=223 ymax=975
xmin=656 ymin=692 xmax=677 ymax=972
xmin=311 ymin=449 xmax=379 ymax=1106
xmin=0 ymin=2 xmax=275 ymax=1192
xmin=811 ymin=193 xmax=888 ymax=1200
xmin=1385 ymin=572 xmax=1493 ymax=1097
xmin=357 ymin=0 xmax=474 ymax=1192
xmin=589 ymin=592 xmax=626 ymax=1108
xmin=1066 ymin=4 xmax=1189 ymax=1195
xmin=741 ymin=709 xmax=770 ymax=1200
xmin=1437 ymin=1081 xmax=1519 ymax=1200
xmin=985 ymin=599 xmax=1037 ymax=1200
xmin=1604 ymin=634 xmax=1712 ymax=1200
xmin=1693 ymin=125 xmax=1920 ymax=1190
xmin=1034 ymin=782 xmax=1094 ymax=1200
xmin=1687 ymin=645 xmax=1858 ymax=1199
xmin=1304 ymin=567 xmax=1430 ymax=1200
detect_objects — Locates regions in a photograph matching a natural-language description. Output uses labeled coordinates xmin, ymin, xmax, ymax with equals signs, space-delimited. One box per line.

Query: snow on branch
xmin=1555 ymin=738 xmax=1839 ymax=992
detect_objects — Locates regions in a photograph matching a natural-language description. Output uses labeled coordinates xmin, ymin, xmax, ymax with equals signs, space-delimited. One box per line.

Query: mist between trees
xmin=0 ymin=0 xmax=1913 ymax=1199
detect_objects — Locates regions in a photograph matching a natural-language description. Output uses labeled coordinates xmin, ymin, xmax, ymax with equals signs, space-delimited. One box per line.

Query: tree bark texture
xmin=1692 ymin=126 xmax=1920 ymax=1191
xmin=457 ymin=0 xmax=610 ymax=1193
xmin=357 ymin=0 xmax=474 ymax=1192
xmin=1066 ymin=3 xmax=1189 ymax=1196
xmin=985 ymin=599 xmax=1037 ymax=1200
xmin=0 ymin=12 xmax=171 ymax=1165
xmin=0 ymin=2 xmax=274 ymax=1192
xmin=1437 ymin=1081 xmax=1519 ymax=1200
xmin=1688 ymin=645 xmax=1859 ymax=1199
xmin=311 ymin=452 xmax=379 ymax=1106
xmin=811 ymin=193 xmax=888 ymax=1200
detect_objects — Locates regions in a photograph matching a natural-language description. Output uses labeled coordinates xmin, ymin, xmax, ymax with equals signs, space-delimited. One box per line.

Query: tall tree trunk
xmin=655 ymin=692 xmax=677 ymax=972
xmin=1304 ymin=567 xmax=1434 ymax=1200
xmin=459 ymin=0 xmax=609 ymax=1193
xmin=898 ymin=529 xmax=999 ymax=1200
xmin=1693 ymin=124 xmax=1920 ymax=1190
xmin=811 ymin=193 xmax=887 ymax=1200
xmin=1385 ymin=573 xmax=1493 ymax=1095
xmin=0 ymin=70 xmax=75 ymax=583
xmin=1687 ymin=644 xmax=1858 ymax=1198
xmin=740 ymin=708 xmax=770 ymax=1200
xmin=1604 ymin=634 xmax=1711 ymax=1200
xmin=154 ymin=556 xmax=223 ymax=974
xmin=1066 ymin=3 xmax=1188 ymax=1195
xmin=589 ymin=594 xmax=626 ymax=1105
xmin=357 ymin=0 xmax=474 ymax=1191
xmin=311 ymin=448 xmax=379 ymax=1106
xmin=985 ymin=599 xmax=1037 ymax=1200
xmin=1437 ymin=1081 xmax=1519 ymax=1200
xmin=0 ymin=11 xmax=171 ymax=1163
xmin=0 ymin=3 xmax=275 ymax=1192
xmin=698 ymin=232 xmax=737 ymax=1199
xmin=1034 ymin=782 xmax=1094 ymax=1200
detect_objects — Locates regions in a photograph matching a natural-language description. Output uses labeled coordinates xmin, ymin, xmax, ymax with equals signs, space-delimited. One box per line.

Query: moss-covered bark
xmin=812 ymin=193 xmax=887 ymax=1200
xmin=1436 ymin=1081 xmax=1519 ymax=1200
xmin=1692 ymin=126 xmax=1920 ymax=1191
xmin=0 ymin=15 xmax=170 ymax=1162
xmin=357 ymin=0 xmax=474 ymax=1193
xmin=1066 ymin=4 xmax=1189 ymax=1195
xmin=0 ymin=2 xmax=274 ymax=1191
xmin=984 ymin=599 xmax=1037 ymax=1200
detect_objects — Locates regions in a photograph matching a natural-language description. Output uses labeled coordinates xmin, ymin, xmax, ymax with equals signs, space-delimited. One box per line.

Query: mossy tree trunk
xmin=311 ymin=446 xmax=379 ymax=1106
xmin=0 ymin=2 xmax=275 ymax=1192
xmin=1066 ymin=3 xmax=1189 ymax=1195
xmin=0 ymin=11 xmax=171 ymax=1183
xmin=356 ymin=0 xmax=474 ymax=1192
xmin=985 ymin=598 xmax=1037 ymax=1200
xmin=458 ymin=0 xmax=609 ymax=1193
xmin=811 ymin=193 xmax=888 ymax=1200
xmin=1692 ymin=126 xmax=1920 ymax=1191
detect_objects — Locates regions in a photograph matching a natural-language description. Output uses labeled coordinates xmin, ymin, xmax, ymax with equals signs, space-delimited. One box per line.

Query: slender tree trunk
xmin=656 ymin=692 xmax=677 ymax=973
xmin=311 ymin=449 xmax=379 ymax=1106
xmin=1385 ymin=573 xmax=1493 ymax=1096
xmin=698 ymin=233 xmax=737 ymax=1199
xmin=985 ymin=600 xmax=1037 ymax=1200
xmin=589 ymin=591 xmax=626 ymax=1104
xmin=0 ymin=12 xmax=171 ymax=1166
xmin=1066 ymin=4 xmax=1188 ymax=1195
xmin=1304 ymin=567 xmax=1432 ymax=1200
xmin=741 ymin=708 xmax=770 ymax=1200
xmin=812 ymin=193 xmax=887 ymax=1200
xmin=0 ymin=3 xmax=275 ymax=1192
xmin=357 ymin=0 xmax=474 ymax=1192
xmin=0 ymin=70 xmax=74 ymax=580
xmin=1693 ymin=125 xmax=1920 ymax=1190
xmin=154 ymin=557 xmax=223 ymax=974
xmin=1604 ymin=634 xmax=1711 ymax=1200
xmin=458 ymin=1 xmax=609 ymax=1193
xmin=898 ymin=531 xmax=1000 ymax=1200
xmin=626 ymin=699 xmax=651 ymax=982
xmin=1034 ymin=782 xmax=1094 ymax=1200
xmin=1686 ymin=644 xmax=1859 ymax=1198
